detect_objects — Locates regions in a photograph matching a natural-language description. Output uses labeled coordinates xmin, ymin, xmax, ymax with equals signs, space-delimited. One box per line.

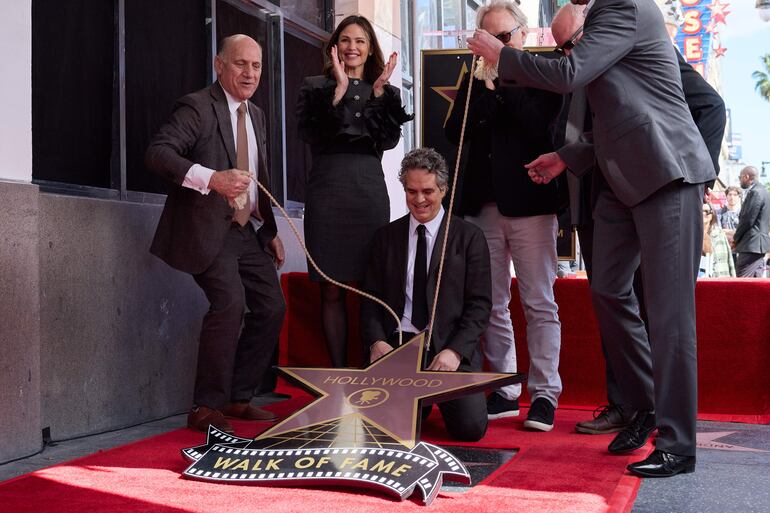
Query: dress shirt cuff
xmin=182 ymin=164 xmax=216 ymax=195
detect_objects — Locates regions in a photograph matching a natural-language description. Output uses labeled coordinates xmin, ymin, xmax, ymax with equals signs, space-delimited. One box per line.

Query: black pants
xmin=388 ymin=332 xmax=488 ymax=442
xmin=192 ymin=224 xmax=285 ymax=410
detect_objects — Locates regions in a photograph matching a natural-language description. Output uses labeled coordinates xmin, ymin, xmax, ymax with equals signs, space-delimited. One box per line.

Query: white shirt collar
xmin=409 ymin=207 xmax=445 ymax=238
xmin=221 ymin=87 xmax=248 ymax=116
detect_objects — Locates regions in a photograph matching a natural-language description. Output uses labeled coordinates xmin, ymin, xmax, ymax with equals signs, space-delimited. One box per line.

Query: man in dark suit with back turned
xmin=361 ymin=148 xmax=492 ymax=442
xmin=547 ymin=2 xmax=726 ymax=437
xmin=146 ymin=34 xmax=286 ymax=434
xmin=469 ymin=0 xmax=716 ymax=476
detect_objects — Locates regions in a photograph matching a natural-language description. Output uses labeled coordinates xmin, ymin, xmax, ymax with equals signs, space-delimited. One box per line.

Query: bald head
xmin=218 ymin=34 xmax=261 ymax=59
xmin=551 ymin=3 xmax=585 ymax=49
xmin=215 ymin=34 xmax=262 ymax=101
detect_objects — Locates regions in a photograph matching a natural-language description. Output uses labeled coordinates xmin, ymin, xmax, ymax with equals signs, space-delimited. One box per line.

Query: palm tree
xmin=752 ymin=54 xmax=770 ymax=102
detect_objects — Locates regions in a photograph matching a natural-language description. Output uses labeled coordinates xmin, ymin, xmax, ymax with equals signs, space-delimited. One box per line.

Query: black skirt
xmin=304 ymin=152 xmax=390 ymax=282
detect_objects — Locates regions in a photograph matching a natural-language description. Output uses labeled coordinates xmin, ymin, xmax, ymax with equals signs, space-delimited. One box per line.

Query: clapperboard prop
xmin=421 ymin=48 xmax=576 ymax=261
xmin=182 ymin=334 xmax=523 ymax=505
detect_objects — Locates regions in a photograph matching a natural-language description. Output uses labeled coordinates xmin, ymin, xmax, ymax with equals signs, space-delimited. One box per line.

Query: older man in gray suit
xmin=469 ymin=0 xmax=715 ymax=477
xmin=734 ymin=166 xmax=770 ymax=277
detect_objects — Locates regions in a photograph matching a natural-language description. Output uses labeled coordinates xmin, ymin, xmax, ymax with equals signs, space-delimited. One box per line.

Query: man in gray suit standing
xmin=733 ymin=166 xmax=770 ymax=277
xmin=469 ymin=0 xmax=715 ymax=477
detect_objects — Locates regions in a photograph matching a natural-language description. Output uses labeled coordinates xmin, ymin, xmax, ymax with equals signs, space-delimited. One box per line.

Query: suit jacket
xmin=499 ymin=0 xmax=716 ymax=207
xmin=360 ymin=214 xmax=492 ymax=369
xmin=733 ymin=183 xmax=770 ymax=255
xmin=146 ymin=81 xmax=277 ymax=275
xmin=557 ymin=50 xmax=726 ymax=227
xmin=444 ymin=72 xmax=562 ymax=217
xmin=676 ymin=48 xmax=725 ymax=175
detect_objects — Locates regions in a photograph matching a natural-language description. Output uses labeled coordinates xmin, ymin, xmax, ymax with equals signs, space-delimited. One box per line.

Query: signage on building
xmin=675 ymin=1 xmax=730 ymax=78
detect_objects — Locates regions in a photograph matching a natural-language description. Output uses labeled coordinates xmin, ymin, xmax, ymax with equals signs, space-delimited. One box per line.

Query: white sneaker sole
xmin=488 ymin=409 xmax=520 ymax=420
xmin=523 ymin=419 xmax=554 ymax=432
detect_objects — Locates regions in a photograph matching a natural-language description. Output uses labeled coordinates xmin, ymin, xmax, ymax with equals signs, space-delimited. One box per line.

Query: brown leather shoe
xmin=187 ymin=406 xmax=234 ymax=434
xmin=223 ymin=402 xmax=278 ymax=421
xmin=576 ymin=404 xmax=634 ymax=434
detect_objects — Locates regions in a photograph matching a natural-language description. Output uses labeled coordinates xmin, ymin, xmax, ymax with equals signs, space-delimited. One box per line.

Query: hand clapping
xmin=330 ymin=45 xmax=349 ymax=106
xmin=373 ymin=52 xmax=398 ymax=97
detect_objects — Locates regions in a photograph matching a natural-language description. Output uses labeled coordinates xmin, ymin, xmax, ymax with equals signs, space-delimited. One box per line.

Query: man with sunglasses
xmin=468 ymin=0 xmax=716 ymax=477
xmin=445 ymin=0 xmax=563 ymax=432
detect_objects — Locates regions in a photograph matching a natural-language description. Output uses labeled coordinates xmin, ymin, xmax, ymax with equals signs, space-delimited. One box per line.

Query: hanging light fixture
xmin=757 ymin=0 xmax=770 ymax=22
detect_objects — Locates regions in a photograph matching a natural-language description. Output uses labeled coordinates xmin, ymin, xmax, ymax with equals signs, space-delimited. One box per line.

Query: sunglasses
xmin=555 ymin=26 xmax=584 ymax=55
xmin=495 ymin=26 xmax=522 ymax=44
xmin=702 ymin=209 xmax=713 ymax=215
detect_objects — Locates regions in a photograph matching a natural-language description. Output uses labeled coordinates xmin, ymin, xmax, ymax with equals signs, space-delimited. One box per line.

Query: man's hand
xmin=370 ymin=341 xmax=394 ymax=363
xmin=208 ymin=169 xmax=251 ymax=201
xmin=426 ymin=349 xmax=462 ymax=372
xmin=467 ymin=29 xmax=504 ymax=68
xmin=525 ymin=152 xmax=567 ymax=185
xmin=267 ymin=235 xmax=285 ymax=269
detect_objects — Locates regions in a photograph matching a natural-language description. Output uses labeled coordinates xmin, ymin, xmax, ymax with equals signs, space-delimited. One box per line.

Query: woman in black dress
xmin=297 ymin=15 xmax=411 ymax=367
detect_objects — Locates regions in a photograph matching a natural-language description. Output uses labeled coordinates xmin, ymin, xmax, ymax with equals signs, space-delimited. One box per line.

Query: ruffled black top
xmin=296 ymin=75 xmax=413 ymax=158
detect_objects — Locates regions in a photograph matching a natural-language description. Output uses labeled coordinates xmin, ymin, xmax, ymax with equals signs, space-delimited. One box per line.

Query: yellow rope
xmin=426 ymin=55 xmax=477 ymax=346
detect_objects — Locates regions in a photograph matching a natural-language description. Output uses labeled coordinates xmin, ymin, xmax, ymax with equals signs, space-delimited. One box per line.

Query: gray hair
xmin=476 ymin=0 xmax=528 ymax=30
xmin=399 ymin=148 xmax=449 ymax=190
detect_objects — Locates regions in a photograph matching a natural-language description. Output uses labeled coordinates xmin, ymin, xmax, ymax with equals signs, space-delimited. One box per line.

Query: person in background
xmin=733 ymin=166 xmax=770 ymax=277
xmin=296 ymin=15 xmax=412 ymax=368
xmin=701 ymin=202 xmax=736 ymax=277
xmin=719 ymin=185 xmax=742 ymax=260
xmin=445 ymin=0 xmax=563 ymax=432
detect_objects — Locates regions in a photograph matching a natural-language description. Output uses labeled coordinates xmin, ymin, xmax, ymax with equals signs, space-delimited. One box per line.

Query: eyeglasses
xmin=555 ymin=26 xmax=584 ymax=55
xmin=495 ymin=26 xmax=522 ymax=44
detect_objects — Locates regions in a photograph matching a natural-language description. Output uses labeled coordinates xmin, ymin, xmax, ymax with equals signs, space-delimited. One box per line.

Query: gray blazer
xmin=498 ymin=0 xmax=715 ymax=207
xmin=734 ymin=184 xmax=770 ymax=255
xmin=146 ymin=81 xmax=277 ymax=274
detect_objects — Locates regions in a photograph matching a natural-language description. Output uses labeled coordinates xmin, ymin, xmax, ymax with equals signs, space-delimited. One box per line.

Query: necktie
xmin=233 ymin=102 xmax=251 ymax=227
xmin=412 ymin=224 xmax=428 ymax=330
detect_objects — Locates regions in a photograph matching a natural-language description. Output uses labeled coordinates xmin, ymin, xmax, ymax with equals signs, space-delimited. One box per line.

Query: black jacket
xmin=445 ymin=72 xmax=562 ymax=217
xmin=360 ymin=214 xmax=491 ymax=370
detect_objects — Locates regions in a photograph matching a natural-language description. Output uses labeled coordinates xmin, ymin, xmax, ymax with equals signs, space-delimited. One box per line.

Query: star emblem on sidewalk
xmin=697 ymin=431 xmax=770 ymax=453
xmin=257 ymin=333 xmax=523 ymax=448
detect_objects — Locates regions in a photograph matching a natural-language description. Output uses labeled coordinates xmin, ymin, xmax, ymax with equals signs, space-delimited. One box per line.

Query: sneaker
xmin=523 ymin=398 xmax=555 ymax=432
xmin=487 ymin=392 xmax=520 ymax=419
xmin=575 ymin=404 xmax=633 ymax=435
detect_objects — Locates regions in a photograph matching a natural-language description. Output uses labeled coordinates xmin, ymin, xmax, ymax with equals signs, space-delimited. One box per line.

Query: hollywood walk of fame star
xmin=697 ymin=431 xmax=770 ymax=453
xmin=255 ymin=333 xmax=523 ymax=449
xmin=432 ymin=62 xmax=469 ymax=125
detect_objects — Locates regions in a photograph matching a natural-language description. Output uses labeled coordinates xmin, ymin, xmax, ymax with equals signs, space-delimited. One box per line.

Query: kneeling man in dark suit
xmin=360 ymin=147 xmax=492 ymax=441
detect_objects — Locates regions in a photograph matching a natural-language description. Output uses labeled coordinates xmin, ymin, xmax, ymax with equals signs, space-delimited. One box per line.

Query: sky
xmin=717 ymin=2 xmax=770 ymax=172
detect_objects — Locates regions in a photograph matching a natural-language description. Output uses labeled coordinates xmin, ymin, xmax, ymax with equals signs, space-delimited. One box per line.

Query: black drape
xmin=32 ymin=0 xmax=114 ymax=188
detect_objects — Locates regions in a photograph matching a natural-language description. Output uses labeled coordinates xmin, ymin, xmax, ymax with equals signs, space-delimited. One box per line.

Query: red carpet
xmin=280 ymin=274 xmax=770 ymax=423
xmin=0 ymin=386 xmax=648 ymax=513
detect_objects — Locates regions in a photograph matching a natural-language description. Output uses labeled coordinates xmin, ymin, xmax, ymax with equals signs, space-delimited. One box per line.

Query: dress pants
xmin=736 ymin=252 xmax=765 ymax=277
xmin=192 ymin=223 xmax=286 ymax=410
xmin=591 ymin=179 xmax=703 ymax=457
xmin=388 ymin=332 xmax=487 ymax=442
xmin=466 ymin=204 xmax=562 ymax=407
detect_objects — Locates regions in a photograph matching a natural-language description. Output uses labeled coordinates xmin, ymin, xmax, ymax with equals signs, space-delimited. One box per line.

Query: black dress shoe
xmin=608 ymin=410 xmax=656 ymax=454
xmin=627 ymin=449 xmax=695 ymax=477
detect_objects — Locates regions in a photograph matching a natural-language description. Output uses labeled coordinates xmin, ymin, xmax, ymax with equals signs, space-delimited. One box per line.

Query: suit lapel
xmin=211 ymin=82 xmax=237 ymax=168
xmin=394 ymin=216 xmax=410 ymax=310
